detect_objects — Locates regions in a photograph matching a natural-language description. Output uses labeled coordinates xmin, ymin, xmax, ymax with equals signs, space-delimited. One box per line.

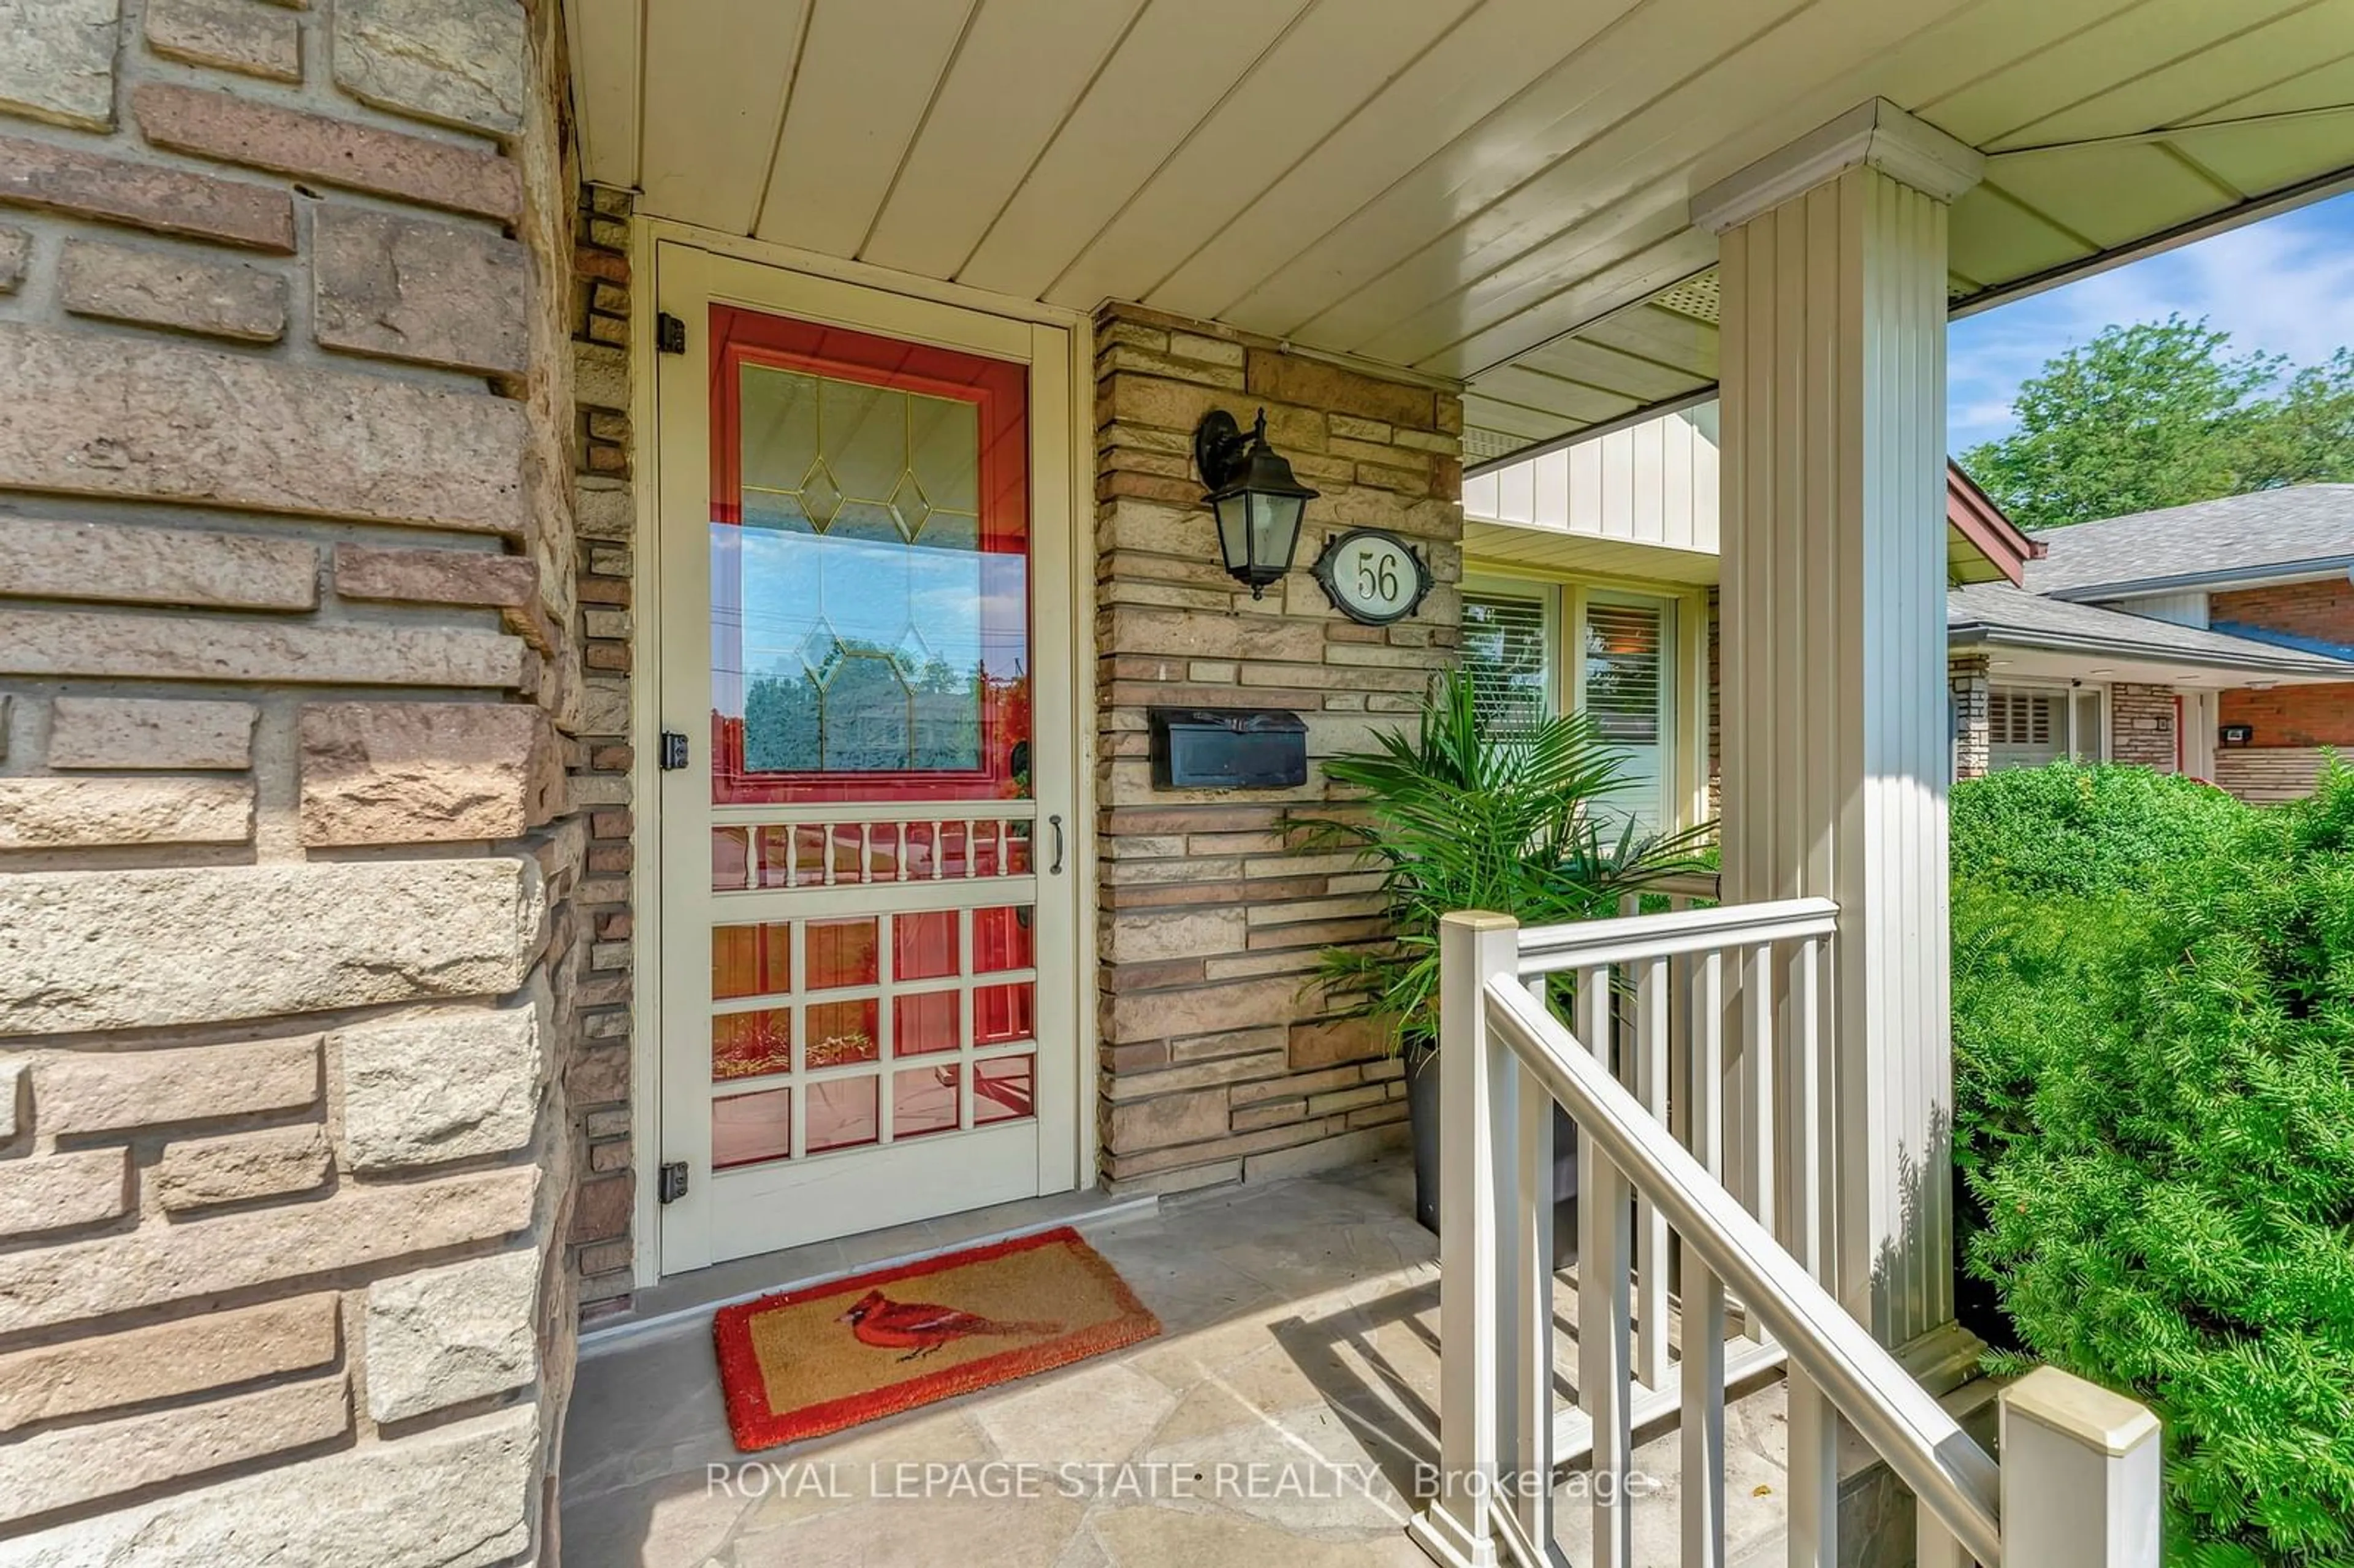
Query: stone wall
xmin=2110 ymin=682 xmax=2179 ymax=770
xmin=1092 ymin=302 xmax=1462 ymax=1195
xmin=2213 ymin=744 xmax=2331 ymax=803
xmin=0 ymin=0 xmax=583 ymax=1556
xmin=565 ymin=185 xmax=638 ymax=1318
xmin=1948 ymin=652 xmax=1990 ymax=780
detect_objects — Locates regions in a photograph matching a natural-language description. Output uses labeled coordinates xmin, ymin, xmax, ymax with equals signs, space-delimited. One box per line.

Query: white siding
xmin=1463 ymin=411 xmax=1719 ymax=552
xmin=2097 ymin=590 xmax=2207 ymax=628
xmin=1716 ymin=164 xmax=1955 ymax=1348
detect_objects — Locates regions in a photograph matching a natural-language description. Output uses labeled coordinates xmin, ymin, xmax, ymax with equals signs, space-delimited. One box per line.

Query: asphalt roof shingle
xmin=1948 ymin=582 xmax=2354 ymax=676
xmin=2022 ymin=484 xmax=2354 ymax=598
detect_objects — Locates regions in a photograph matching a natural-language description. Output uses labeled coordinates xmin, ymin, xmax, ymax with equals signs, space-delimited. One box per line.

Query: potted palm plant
xmin=1301 ymin=671 xmax=1714 ymax=1236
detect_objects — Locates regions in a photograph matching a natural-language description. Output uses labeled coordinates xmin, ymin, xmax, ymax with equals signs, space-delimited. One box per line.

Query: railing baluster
xmin=1577 ymin=962 xmax=1632 ymax=1568
xmin=1635 ymin=956 xmax=1671 ymax=1393
xmin=1786 ymin=1370 xmax=1838 ymax=1568
xmin=1789 ymin=935 xmax=1826 ymax=1281
xmin=1741 ymin=942 xmax=1774 ymax=1339
xmin=1914 ymin=1504 xmax=1966 ymax=1568
xmin=1514 ymin=1055 xmax=1556 ymax=1558
xmin=1684 ymin=947 xmax=1728 ymax=1567
xmin=1743 ymin=942 xmax=1774 ymax=1233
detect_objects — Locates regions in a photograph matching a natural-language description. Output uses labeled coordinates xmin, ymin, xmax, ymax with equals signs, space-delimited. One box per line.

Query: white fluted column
xmin=1697 ymin=101 xmax=1983 ymax=1349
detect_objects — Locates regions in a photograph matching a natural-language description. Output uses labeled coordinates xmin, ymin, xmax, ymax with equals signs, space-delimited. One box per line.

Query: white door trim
xmin=625 ymin=225 xmax=1097 ymax=1285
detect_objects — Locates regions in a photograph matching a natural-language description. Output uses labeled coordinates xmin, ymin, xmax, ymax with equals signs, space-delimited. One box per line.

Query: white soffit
xmin=571 ymin=0 xmax=2354 ymax=469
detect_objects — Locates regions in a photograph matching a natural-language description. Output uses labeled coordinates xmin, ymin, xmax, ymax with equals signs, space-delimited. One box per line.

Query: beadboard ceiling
xmin=568 ymin=0 xmax=2354 ymax=466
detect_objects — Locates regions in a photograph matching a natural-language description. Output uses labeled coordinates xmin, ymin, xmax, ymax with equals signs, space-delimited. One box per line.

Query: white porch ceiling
xmin=569 ymin=0 xmax=2354 ymax=466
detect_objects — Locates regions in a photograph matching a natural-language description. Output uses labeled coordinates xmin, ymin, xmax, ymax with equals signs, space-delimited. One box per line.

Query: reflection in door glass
xmin=708 ymin=308 xmax=1032 ymax=807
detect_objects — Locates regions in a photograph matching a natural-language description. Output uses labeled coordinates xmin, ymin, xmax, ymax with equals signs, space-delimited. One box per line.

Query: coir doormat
xmin=713 ymin=1226 xmax=1162 ymax=1451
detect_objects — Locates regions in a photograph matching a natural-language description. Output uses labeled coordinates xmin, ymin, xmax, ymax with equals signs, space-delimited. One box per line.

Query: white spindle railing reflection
xmin=1407 ymin=905 xmax=2163 ymax=1568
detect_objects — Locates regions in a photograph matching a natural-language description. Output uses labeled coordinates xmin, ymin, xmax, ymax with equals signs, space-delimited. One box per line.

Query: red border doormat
xmin=714 ymin=1226 xmax=1162 ymax=1451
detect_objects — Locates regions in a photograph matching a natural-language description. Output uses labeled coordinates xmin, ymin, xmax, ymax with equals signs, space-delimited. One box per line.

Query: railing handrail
xmin=1479 ymin=974 xmax=2006 ymax=1566
xmin=1517 ymin=895 xmax=1838 ymax=973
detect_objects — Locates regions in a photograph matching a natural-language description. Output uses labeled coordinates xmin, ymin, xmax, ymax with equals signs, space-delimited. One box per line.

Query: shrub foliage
xmin=1953 ymin=763 xmax=2354 ymax=1565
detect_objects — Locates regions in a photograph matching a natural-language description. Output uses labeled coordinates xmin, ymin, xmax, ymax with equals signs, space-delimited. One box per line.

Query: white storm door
xmin=654 ymin=246 xmax=1080 ymax=1273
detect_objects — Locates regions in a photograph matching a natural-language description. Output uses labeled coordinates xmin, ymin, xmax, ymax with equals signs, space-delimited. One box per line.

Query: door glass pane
xmin=714 ymin=1087 xmax=791 ymax=1168
xmin=893 ymin=1064 xmax=961 ymax=1137
xmin=806 ymin=1076 xmax=878 ymax=1153
xmin=806 ymin=918 xmax=878 ymax=990
xmin=709 ymin=306 xmax=1029 ymax=806
xmin=975 ymin=982 xmax=1035 ymax=1045
xmin=806 ymin=999 xmax=878 ymax=1068
xmin=712 ymin=1008 xmax=791 ymax=1081
xmin=973 ymin=906 xmax=1033 ymax=973
xmin=893 ymin=910 xmax=958 ymax=980
xmin=712 ymin=923 xmax=791 ymax=1000
xmin=973 ymin=1055 xmax=1034 ymax=1124
xmin=893 ymin=989 xmax=960 ymax=1057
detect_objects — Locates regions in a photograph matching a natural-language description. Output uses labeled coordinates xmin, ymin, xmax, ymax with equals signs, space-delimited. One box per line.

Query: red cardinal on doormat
xmin=837 ymin=1290 xmax=1061 ymax=1361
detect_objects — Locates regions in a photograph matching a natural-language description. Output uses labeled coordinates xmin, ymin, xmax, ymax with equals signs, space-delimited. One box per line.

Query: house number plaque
xmin=1309 ymin=528 xmax=1434 ymax=626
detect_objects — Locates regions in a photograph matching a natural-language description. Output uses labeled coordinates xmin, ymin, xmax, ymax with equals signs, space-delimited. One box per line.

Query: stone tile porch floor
xmin=558 ymin=1155 xmax=1796 ymax=1568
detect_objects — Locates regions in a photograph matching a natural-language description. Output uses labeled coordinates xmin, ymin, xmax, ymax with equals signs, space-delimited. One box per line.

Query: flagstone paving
xmin=558 ymin=1157 xmax=1795 ymax=1568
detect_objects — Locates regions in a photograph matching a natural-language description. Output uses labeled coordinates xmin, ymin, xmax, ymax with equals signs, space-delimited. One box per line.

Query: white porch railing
xmin=1409 ymin=905 xmax=2163 ymax=1568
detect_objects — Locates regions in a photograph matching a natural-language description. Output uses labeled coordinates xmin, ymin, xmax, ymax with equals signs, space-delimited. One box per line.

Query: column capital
xmin=1690 ymin=98 xmax=1984 ymax=234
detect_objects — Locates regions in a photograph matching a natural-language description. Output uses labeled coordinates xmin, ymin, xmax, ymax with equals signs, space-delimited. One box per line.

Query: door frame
xmin=624 ymin=218 xmax=1099 ymax=1285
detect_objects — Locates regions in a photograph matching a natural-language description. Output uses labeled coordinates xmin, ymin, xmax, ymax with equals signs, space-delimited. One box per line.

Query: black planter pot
xmin=1405 ymin=1050 xmax=1579 ymax=1257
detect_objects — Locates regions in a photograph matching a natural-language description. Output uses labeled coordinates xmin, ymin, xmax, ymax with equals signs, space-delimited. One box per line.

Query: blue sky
xmin=1948 ymin=189 xmax=2354 ymax=452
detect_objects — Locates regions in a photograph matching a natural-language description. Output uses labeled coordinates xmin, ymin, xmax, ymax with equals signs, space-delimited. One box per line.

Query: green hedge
xmin=1948 ymin=760 xmax=2247 ymax=897
xmin=1953 ymin=763 xmax=2354 ymax=1566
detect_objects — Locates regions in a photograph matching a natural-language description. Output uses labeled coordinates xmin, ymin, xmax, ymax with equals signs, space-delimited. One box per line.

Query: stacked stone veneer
xmin=1092 ymin=303 xmax=1463 ymax=1195
xmin=0 ymin=0 xmax=585 ymax=1558
xmin=2109 ymin=682 xmax=2178 ymax=770
xmin=566 ymin=185 xmax=638 ymax=1315
xmin=1948 ymin=652 xmax=1990 ymax=780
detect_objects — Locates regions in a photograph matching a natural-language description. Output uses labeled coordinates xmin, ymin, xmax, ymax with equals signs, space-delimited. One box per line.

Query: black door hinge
xmin=659 ymin=1162 xmax=689 ymax=1204
xmin=655 ymin=311 xmax=687 ymax=354
xmin=659 ymin=730 xmax=689 ymax=770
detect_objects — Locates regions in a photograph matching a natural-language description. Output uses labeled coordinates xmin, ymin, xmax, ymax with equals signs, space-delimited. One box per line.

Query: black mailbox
xmin=1149 ymin=708 xmax=1308 ymax=790
xmin=2221 ymin=723 xmax=2253 ymax=747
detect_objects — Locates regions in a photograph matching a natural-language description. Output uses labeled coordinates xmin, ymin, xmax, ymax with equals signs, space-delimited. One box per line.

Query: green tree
xmin=1959 ymin=317 xmax=2354 ymax=531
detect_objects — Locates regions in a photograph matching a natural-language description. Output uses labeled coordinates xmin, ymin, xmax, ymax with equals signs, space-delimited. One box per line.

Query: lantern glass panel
xmin=1252 ymin=492 xmax=1303 ymax=574
xmin=1214 ymin=492 xmax=1254 ymax=577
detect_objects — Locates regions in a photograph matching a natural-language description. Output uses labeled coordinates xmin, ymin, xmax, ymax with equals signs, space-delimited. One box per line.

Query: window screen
xmin=1461 ymin=591 xmax=1550 ymax=736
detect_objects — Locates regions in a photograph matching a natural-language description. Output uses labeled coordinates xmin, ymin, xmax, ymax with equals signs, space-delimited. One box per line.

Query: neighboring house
xmin=1461 ymin=411 xmax=2036 ymax=829
xmin=1949 ymin=487 xmax=2354 ymax=800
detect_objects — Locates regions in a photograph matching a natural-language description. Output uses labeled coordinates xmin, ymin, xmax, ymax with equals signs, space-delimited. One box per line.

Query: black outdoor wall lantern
xmin=1194 ymin=407 xmax=1318 ymax=598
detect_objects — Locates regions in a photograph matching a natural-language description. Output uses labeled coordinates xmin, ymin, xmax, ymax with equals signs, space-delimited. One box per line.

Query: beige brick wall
xmin=0 ymin=0 xmax=584 ymax=1555
xmin=1091 ymin=302 xmax=1463 ymax=1197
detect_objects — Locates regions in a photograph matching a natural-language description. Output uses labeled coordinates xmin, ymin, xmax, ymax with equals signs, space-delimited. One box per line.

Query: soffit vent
xmin=1651 ymin=270 xmax=1721 ymax=324
xmin=1460 ymin=427 xmax=1521 ymax=462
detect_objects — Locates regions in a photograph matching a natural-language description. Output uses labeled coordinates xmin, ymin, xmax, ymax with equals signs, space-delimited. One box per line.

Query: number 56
xmin=1355 ymin=549 xmax=1400 ymax=600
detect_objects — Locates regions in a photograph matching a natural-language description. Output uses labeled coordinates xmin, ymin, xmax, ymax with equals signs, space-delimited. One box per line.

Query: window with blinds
xmin=1582 ymin=601 xmax=1664 ymax=745
xmin=1461 ymin=592 xmax=1550 ymax=736
xmin=1988 ymin=687 xmax=2067 ymax=769
xmin=1990 ymin=690 xmax=2057 ymax=746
